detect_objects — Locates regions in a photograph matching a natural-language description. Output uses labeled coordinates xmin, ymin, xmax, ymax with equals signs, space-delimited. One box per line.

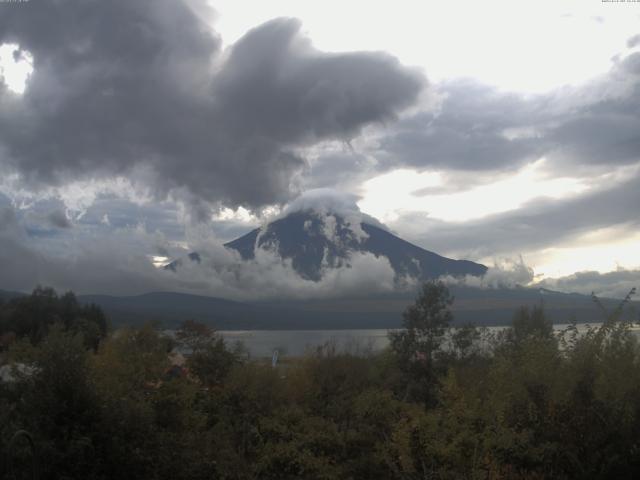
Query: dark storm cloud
xmin=541 ymin=53 xmax=640 ymax=169
xmin=0 ymin=0 xmax=219 ymax=176
xmin=547 ymin=112 xmax=640 ymax=167
xmin=375 ymin=41 xmax=640 ymax=176
xmin=0 ymin=3 xmax=425 ymax=210
xmin=213 ymin=18 xmax=423 ymax=143
xmin=376 ymin=79 xmax=551 ymax=172
xmin=46 ymin=209 xmax=71 ymax=229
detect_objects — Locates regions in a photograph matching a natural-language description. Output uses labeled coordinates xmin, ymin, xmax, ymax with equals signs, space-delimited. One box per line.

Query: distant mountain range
xmin=61 ymin=289 xmax=638 ymax=330
xmin=1 ymin=286 xmax=632 ymax=330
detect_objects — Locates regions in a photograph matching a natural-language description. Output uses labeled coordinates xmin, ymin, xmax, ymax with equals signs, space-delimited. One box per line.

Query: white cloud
xmin=159 ymin=237 xmax=398 ymax=301
xmin=439 ymin=256 xmax=535 ymax=289
xmin=0 ymin=43 xmax=33 ymax=94
xmin=281 ymin=188 xmax=385 ymax=231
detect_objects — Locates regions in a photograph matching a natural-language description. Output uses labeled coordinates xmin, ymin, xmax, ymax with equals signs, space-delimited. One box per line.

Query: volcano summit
xmin=224 ymin=209 xmax=487 ymax=282
xmin=167 ymin=190 xmax=487 ymax=284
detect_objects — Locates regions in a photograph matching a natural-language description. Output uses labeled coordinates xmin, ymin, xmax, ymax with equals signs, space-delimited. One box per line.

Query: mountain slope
xmin=224 ymin=210 xmax=487 ymax=281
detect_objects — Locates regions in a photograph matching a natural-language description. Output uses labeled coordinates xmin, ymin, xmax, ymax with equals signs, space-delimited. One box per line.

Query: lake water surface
xmin=218 ymin=323 xmax=625 ymax=358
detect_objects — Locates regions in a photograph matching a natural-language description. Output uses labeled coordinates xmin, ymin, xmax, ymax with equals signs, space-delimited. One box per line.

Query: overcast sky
xmin=0 ymin=0 xmax=639 ymax=299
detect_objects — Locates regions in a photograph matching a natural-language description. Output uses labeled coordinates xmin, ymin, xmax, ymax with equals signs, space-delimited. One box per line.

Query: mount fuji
xmin=223 ymin=209 xmax=487 ymax=282
xmin=166 ymin=187 xmax=487 ymax=286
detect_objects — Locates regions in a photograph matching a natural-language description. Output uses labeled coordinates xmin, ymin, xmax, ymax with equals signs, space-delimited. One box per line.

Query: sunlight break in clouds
xmin=358 ymin=159 xmax=589 ymax=223
xmin=0 ymin=43 xmax=32 ymax=94
xmin=529 ymin=227 xmax=640 ymax=280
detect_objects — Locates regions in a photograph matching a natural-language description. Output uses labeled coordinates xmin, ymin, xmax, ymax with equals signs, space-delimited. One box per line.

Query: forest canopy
xmin=0 ymin=284 xmax=639 ymax=479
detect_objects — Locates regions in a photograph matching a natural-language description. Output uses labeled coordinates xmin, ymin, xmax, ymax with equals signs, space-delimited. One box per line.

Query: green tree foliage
xmin=450 ymin=322 xmax=482 ymax=361
xmin=388 ymin=280 xmax=454 ymax=404
xmin=0 ymin=287 xmax=108 ymax=350
xmin=390 ymin=281 xmax=454 ymax=361
xmin=176 ymin=319 xmax=241 ymax=386
xmin=511 ymin=304 xmax=554 ymax=344
xmin=1 ymin=285 xmax=640 ymax=479
xmin=12 ymin=326 xmax=102 ymax=479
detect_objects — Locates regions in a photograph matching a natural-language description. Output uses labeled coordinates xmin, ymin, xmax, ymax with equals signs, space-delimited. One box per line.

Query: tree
xmin=390 ymin=281 xmax=454 ymax=361
xmin=0 ymin=287 xmax=108 ymax=349
xmin=451 ymin=323 xmax=481 ymax=361
xmin=176 ymin=320 xmax=241 ymax=386
xmin=388 ymin=281 xmax=454 ymax=404
xmin=175 ymin=319 xmax=215 ymax=353
xmin=510 ymin=304 xmax=553 ymax=345
xmin=15 ymin=325 xmax=102 ymax=479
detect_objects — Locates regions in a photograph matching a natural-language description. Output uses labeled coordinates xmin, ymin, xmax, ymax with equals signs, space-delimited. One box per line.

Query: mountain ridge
xmin=221 ymin=209 xmax=487 ymax=281
xmin=74 ymin=287 xmax=633 ymax=330
xmin=2 ymin=287 xmax=633 ymax=330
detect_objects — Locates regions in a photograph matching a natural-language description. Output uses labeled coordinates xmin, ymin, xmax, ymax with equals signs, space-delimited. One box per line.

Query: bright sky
xmin=211 ymin=0 xmax=640 ymax=92
xmin=529 ymin=227 xmax=640 ymax=279
xmin=0 ymin=43 xmax=33 ymax=94
xmin=358 ymin=159 xmax=590 ymax=223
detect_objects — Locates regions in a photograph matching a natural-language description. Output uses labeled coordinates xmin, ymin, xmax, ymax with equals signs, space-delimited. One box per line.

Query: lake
xmin=218 ymin=323 xmax=625 ymax=358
